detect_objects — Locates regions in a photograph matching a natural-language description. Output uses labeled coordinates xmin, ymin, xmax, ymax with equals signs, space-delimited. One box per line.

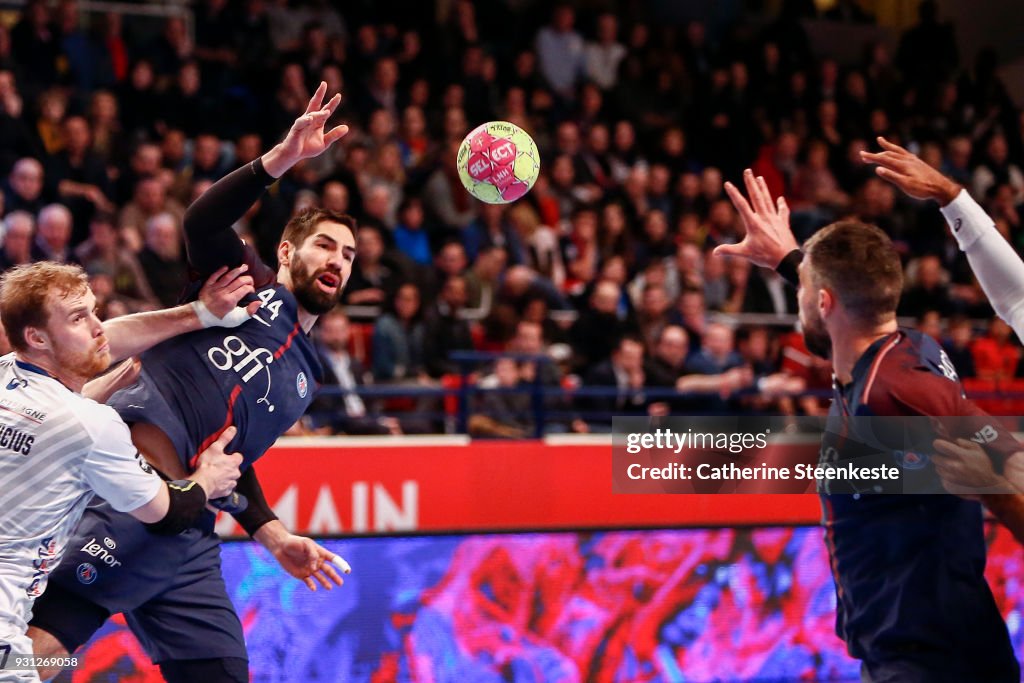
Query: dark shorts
xmin=108 ymin=369 xmax=194 ymax=471
xmin=30 ymin=500 xmax=246 ymax=664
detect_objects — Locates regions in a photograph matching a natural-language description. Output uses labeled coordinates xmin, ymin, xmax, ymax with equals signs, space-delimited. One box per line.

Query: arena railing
xmin=306 ymin=350 xmax=1024 ymax=438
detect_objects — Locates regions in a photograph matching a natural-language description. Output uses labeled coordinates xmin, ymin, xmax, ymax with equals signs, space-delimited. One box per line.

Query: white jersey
xmin=0 ymin=354 xmax=162 ymax=637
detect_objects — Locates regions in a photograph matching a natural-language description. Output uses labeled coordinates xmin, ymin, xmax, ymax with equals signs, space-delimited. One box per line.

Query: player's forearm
xmin=261 ymin=143 xmax=298 ymax=179
xmin=183 ymin=159 xmax=271 ymax=275
xmin=103 ymin=304 xmax=202 ymax=362
xmin=253 ymin=518 xmax=291 ymax=551
xmin=980 ymin=493 xmax=1024 ymax=546
xmin=941 ymin=190 xmax=1024 ymax=340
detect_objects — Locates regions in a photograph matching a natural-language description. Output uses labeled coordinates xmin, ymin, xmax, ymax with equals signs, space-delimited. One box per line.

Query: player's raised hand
xmin=263 ymin=82 xmax=349 ymax=177
xmin=715 ymin=169 xmax=798 ymax=269
xmin=270 ymin=533 xmax=347 ymax=591
xmin=193 ymin=265 xmax=261 ymax=328
xmin=932 ymin=437 xmax=1014 ymax=497
xmin=860 ymin=136 xmax=961 ymax=205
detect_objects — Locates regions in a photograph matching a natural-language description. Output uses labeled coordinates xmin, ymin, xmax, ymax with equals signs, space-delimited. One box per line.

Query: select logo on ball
xmin=457 ymin=121 xmax=540 ymax=205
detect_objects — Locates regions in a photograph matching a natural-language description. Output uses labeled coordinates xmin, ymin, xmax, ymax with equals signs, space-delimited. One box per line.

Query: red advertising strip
xmin=215 ymin=436 xmax=822 ymax=536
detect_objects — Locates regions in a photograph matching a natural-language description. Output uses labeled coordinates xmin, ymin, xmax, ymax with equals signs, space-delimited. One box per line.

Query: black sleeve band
xmin=775 ymin=249 xmax=804 ymax=288
xmin=232 ymin=466 xmax=278 ymax=537
xmin=144 ymin=479 xmax=207 ymax=535
xmin=183 ymin=157 xmax=275 ymax=278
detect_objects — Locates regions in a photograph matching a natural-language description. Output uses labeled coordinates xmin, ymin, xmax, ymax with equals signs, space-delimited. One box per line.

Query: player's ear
xmin=24 ymin=326 xmax=49 ymax=351
xmin=277 ymin=240 xmax=292 ymax=268
xmin=818 ymin=288 xmax=834 ymax=318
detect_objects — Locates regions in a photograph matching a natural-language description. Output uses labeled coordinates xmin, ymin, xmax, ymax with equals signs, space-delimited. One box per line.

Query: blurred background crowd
xmin=0 ymin=0 xmax=1022 ymax=435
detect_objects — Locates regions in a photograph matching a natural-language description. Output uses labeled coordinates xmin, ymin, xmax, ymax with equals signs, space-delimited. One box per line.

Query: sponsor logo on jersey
xmin=27 ymin=536 xmax=59 ymax=597
xmin=80 ymin=537 xmax=122 ymax=567
xmin=27 ymin=575 xmax=46 ymax=597
xmin=103 ymin=537 xmax=116 ymax=550
xmin=971 ymin=424 xmax=999 ymax=445
xmin=76 ymin=563 xmax=98 ymax=585
xmin=5 ymin=378 xmax=26 ymax=390
xmin=0 ymin=398 xmax=46 ymax=422
xmin=38 ymin=536 xmax=57 ymax=558
xmin=296 ymin=372 xmax=308 ymax=398
xmin=207 ymin=335 xmax=276 ymax=412
xmin=0 ymin=425 xmax=34 ymax=455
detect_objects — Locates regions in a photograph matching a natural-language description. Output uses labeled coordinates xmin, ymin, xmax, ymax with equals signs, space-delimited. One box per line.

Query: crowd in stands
xmin=0 ymin=0 xmax=1023 ymax=435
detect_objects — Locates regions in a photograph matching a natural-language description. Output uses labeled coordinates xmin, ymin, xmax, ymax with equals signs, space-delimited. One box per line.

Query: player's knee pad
xmin=159 ymin=657 xmax=248 ymax=683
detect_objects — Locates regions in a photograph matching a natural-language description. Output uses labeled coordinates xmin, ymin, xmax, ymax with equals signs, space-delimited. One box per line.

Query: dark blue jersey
xmin=109 ymin=245 xmax=321 ymax=471
xmin=107 ymin=159 xmax=323 ymax=473
xmin=820 ymin=329 xmax=1017 ymax=672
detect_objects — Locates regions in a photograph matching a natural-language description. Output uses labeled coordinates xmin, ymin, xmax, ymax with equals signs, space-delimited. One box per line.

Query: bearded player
xmin=29 ymin=83 xmax=354 ymax=683
xmin=716 ymin=170 xmax=1024 ymax=681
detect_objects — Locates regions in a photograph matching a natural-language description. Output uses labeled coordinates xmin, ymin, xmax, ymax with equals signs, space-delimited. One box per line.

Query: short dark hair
xmin=803 ymin=220 xmax=903 ymax=326
xmin=280 ymin=207 xmax=356 ymax=249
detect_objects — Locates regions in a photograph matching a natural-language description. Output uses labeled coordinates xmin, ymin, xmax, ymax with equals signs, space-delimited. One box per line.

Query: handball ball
xmin=457 ymin=121 xmax=540 ymax=204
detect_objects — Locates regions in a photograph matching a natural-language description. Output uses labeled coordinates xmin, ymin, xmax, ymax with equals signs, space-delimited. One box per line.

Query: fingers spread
xmin=754 ymin=175 xmax=775 ymax=216
xmin=724 ymin=181 xmax=756 ymax=222
xmin=324 ymin=124 xmax=350 ymax=147
xmin=876 ymin=136 xmax=908 ymax=154
xmin=305 ymin=81 xmax=327 ymax=114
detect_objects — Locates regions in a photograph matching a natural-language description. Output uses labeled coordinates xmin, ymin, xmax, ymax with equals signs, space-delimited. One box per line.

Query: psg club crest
xmin=893 ymin=450 xmax=929 ymax=470
xmin=76 ymin=562 xmax=98 ymax=585
xmin=296 ymin=372 xmax=308 ymax=399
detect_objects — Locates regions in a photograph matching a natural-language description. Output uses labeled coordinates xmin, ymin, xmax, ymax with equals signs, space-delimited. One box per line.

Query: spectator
xmin=137 ymin=212 xmax=188 ymax=307
xmin=372 ymin=283 xmax=428 ymax=383
xmin=118 ymin=176 xmax=186 ymax=252
xmin=343 ymin=224 xmax=404 ymax=306
xmin=5 ymin=157 xmax=45 ymax=215
xmin=0 ymin=211 xmax=34 ymax=271
xmin=942 ymin=316 xmax=977 ymax=379
xmin=584 ymin=13 xmax=626 ymax=91
xmin=464 ymin=245 xmax=506 ymax=317
xmin=900 ymin=254 xmax=954 ymax=317
xmin=49 ymin=115 xmax=113 ymax=243
xmin=463 ymin=203 xmax=525 ymax=265
xmin=973 ymin=132 xmax=1024 ymax=203
xmin=569 ymin=279 xmax=639 ymax=372
xmin=310 ymin=309 xmax=401 ymax=436
xmin=423 ymin=275 xmax=475 ymax=378
xmin=469 ymin=357 xmax=534 ymax=438
xmin=393 ymin=196 xmax=432 ymax=266
xmin=31 ymin=203 xmax=76 ymax=263
xmin=73 ymin=212 xmax=157 ymax=309
xmin=685 ymin=322 xmax=744 ymax=375
xmin=972 ymin=318 xmax=1019 ymax=382
xmin=535 ymin=4 xmax=584 ymax=101
xmin=581 ymin=336 xmax=662 ymax=429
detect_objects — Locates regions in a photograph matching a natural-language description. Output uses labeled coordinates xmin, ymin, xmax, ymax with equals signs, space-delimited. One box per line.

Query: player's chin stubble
xmin=290 ymin=259 xmax=340 ymax=315
xmin=802 ymin=316 xmax=833 ymax=361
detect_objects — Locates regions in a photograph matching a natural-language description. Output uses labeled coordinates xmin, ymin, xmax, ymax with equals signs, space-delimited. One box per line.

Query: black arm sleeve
xmin=144 ymin=479 xmax=207 ymax=535
xmin=775 ymin=249 xmax=804 ymax=288
xmin=183 ymin=158 xmax=276 ymax=279
xmin=231 ymin=465 xmax=278 ymax=537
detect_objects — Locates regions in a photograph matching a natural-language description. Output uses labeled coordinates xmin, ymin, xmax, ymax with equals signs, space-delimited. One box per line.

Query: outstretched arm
xmin=184 ymin=82 xmax=349 ymax=279
xmin=104 ymin=266 xmax=259 ymax=362
xmin=862 ymin=136 xmax=1024 ymax=340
